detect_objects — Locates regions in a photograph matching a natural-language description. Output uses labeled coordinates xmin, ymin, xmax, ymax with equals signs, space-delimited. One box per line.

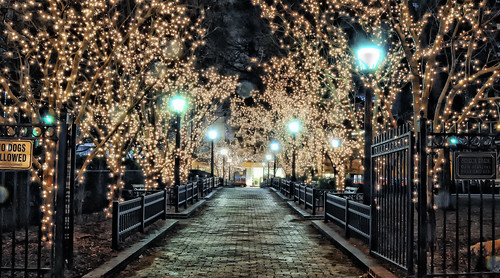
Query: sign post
xmin=0 ymin=140 xmax=33 ymax=170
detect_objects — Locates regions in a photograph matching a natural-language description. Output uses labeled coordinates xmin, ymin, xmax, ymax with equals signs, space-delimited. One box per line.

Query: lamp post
xmin=330 ymin=138 xmax=341 ymax=189
xmin=356 ymin=45 xmax=384 ymax=204
xmin=265 ymin=154 xmax=272 ymax=182
xmin=220 ymin=148 xmax=228 ymax=186
xmin=270 ymin=142 xmax=280 ymax=178
xmin=207 ymin=129 xmax=217 ymax=188
xmin=288 ymin=120 xmax=301 ymax=181
xmin=227 ymin=158 xmax=232 ymax=184
xmin=169 ymin=95 xmax=187 ymax=187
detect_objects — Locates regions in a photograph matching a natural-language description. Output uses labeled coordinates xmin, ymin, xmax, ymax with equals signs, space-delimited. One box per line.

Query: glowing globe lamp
xmin=270 ymin=142 xmax=280 ymax=152
xmin=356 ymin=46 xmax=384 ymax=71
xmin=331 ymin=138 xmax=341 ymax=148
xmin=266 ymin=154 xmax=272 ymax=161
xmin=208 ymin=130 xmax=218 ymax=140
xmin=169 ymin=95 xmax=187 ymax=114
xmin=288 ymin=120 xmax=301 ymax=134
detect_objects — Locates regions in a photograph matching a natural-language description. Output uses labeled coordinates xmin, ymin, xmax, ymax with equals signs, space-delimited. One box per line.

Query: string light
xmin=1 ymin=0 xmax=237 ymax=241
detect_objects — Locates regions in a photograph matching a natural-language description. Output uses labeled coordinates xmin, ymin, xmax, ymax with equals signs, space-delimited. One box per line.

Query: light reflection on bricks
xmin=120 ymin=188 xmax=363 ymax=277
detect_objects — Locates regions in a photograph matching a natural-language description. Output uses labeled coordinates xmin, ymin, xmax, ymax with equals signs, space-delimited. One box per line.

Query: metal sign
xmin=0 ymin=140 xmax=33 ymax=170
xmin=455 ymin=152 xmax=497 ymax=180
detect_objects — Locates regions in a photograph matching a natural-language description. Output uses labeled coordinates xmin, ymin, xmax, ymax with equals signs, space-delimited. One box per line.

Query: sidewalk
xmin=268 ymin=188 xmax=398 ymax=278
xmin=119 ymin=188 xmax=363 ymax=277
xmin=82 ymin=188 xmax=221 ymax=278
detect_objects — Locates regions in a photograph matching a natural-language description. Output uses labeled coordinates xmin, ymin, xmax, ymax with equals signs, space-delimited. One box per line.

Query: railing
xmin=293 ymin=183 xmax=318 ymax=214
xmin=270 ymin=178 xmax=327 ymax=215
xmin=262 ymin=178 xmax=271 ymax=187
xmin=199 ymin=177 xmax=218 ymax=197
xmin=281 ymin=179 xmax=292 ymax=197
xmin=324 ymin=193 xmax=370 ymax=242
xmin=112 ymin=190 xmax=168 ymax=249
xmin=112 ymin=177 xmax=219 ymax=248
xmin=174 ymin=182 xmax=199 ymax=212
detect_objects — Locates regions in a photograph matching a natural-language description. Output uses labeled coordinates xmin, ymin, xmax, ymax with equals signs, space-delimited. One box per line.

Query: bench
xmin=333 ymin=186 xmax=362 ymax=201
xmin=344 ymin=186 xmax=358 ymax=194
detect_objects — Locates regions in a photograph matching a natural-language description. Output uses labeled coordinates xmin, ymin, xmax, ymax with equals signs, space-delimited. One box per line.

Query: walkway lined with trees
xmin=120 ymin=188 xmax=363 ymax=277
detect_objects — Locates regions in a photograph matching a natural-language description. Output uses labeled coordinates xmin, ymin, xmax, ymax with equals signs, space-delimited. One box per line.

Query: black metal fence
xmin=171 ymin=182 xmax=199 ymax=212
xmin=270 ymin=178 xmax=326 ymax=215
xmin=417 ymin=120 xmax=499 ymax=277
xmin=0 ymin=120 xmax=75 ymax=277
xmin=112 ymin=190 xmax=168 ymax=249
xmin=370 ymin=124 xmax=415 ymax=273
xmin=324 ymin=193 xmax=370 ymax=242
xmin=268 ymin=121 xmax=499 ymax=278
xmin=112 ymin=177 xmax=218 ymax=248
xmin=294 ymin=183 xmax=319 ymax=215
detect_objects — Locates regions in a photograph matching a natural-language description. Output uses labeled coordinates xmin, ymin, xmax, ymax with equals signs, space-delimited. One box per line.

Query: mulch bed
xmin=0 ymin=212 xmax=170 ymax=278
xmin=66 ymin=212 xmax=176 ymax=278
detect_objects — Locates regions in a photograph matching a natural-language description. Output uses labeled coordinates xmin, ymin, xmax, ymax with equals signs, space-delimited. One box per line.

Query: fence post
xmin=301 ymin=186 xmax=305 ymax=206
xmin=163 ymin=189 xmax=168 ymax=220
xmin=297 ymin=186 xmax=301 ymax=205
xmin=345 ymin=198 xmax=350 ymax=238
xmin=193 ymin=181 xmax=198 ymax=201
xmin=324 ymin=192 xmax=328 ymax=223
xmin=112 ymin=201 xmax=120 ymax=249
xmin=140 ymin=195 xmax=146 ymax=233
xmin=174 ymin=185 xmax=179 ymax=213
xmin=417 ymin=116 xmax=428 ymax=278
xmin=312 ymin=189 xmax=316 ymax=215
xmin=184 ymin=185 xmax=188 ymax=209
xmin=55 ymin=109 xmax=68 ymax=277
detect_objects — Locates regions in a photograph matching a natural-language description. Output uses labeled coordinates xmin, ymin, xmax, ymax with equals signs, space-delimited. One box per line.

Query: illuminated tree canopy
xmin=0 ymin=0 xmax=237 ymax=233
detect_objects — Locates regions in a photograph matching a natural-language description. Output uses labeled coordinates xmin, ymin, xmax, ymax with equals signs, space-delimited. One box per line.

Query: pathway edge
xmin=311 ymin=220 xmax=398 ymax=278
xmin=82 ymin=219 xmax=179 ymax=278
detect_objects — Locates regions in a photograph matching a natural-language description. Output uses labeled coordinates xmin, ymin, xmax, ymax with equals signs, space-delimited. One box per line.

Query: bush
xmin=314 ymin=178 xmax=336 ymax=190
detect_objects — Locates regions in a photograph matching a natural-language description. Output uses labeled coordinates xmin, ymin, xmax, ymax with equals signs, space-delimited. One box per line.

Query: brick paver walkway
xmin=121 ymin=188 xmax=363 ymax=277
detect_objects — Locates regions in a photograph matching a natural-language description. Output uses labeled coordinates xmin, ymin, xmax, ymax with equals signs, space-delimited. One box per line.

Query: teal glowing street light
xmin=169 ymin=95 xmax=187 ymax=188
xmin=356 ymin=46 xmax=384 ymax=71
xmin=288 ymin=120 xmax=301 ymax=181
xmin=331 ymin=138 xmax=341 ymax=149
xmin=270 ymin=142 xmax=280 ymax=152
xmin=448 ymin=136 xmax=458 ymax=146
xmin=270 ymin=142 xmax=280 ymax=178
xmin=169 ymin=95 xmax=187 ymax=113
xmin=356 ymin=44 xmax=385 ymax=204
xmin=288 ymin=120 xmax=301 ymax=134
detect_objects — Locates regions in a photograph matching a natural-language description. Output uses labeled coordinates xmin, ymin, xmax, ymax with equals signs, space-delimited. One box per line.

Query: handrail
xmin=112 ymin=177 xmax=217 ymax=249
xmin=324 ymin=192 xmax=370 ymax=242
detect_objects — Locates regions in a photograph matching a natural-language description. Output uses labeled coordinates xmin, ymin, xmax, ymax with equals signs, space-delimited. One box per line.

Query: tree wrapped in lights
xmin=338 ymin=0 xmax=499 ymax=206
xmin=339 ymin=0 xmax=499 ymax=132
xmin=132 ymin=65 xmax=238 ymax=191
xmin=0 ymin=0 xmax=237 ymax=234
xmin=231 ymin=0 xmax=364 ymax=184
xmin=2 ymin=0 xmax=166 ymax=241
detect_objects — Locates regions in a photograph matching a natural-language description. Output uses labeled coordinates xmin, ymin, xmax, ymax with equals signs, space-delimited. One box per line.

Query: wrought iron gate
xmin=370 ymin=124 xmax=415 ymax=273
xmin=0 ymin=116 xmax=75 ymax=277
xmin=417 ymin=120 xmax=499 ymax=277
